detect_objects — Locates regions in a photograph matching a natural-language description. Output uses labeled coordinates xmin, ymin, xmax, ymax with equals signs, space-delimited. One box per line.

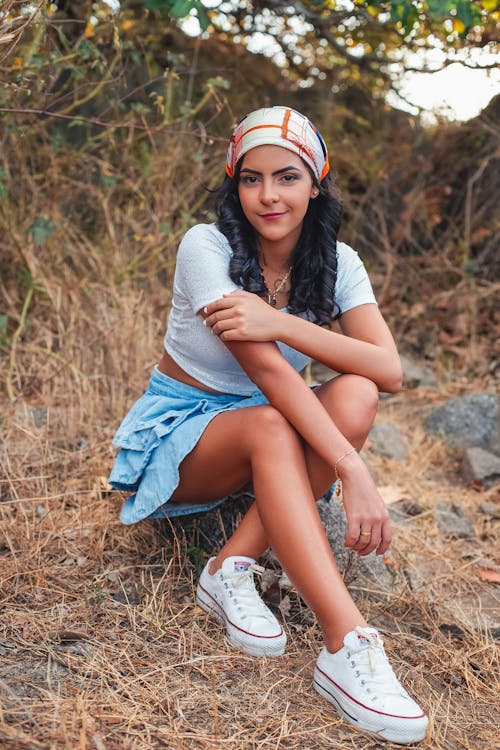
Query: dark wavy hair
xmin=215 ymin=161 xmax=342 ymax=326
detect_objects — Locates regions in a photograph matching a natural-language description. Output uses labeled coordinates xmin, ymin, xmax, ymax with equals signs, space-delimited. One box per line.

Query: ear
xmin=310 ymin=186 xmax=319 ymax=199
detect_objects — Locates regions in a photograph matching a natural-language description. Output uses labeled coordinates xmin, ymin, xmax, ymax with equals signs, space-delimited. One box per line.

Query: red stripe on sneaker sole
xmin=197 ymin=581 xmax=284 ymax=640
xmin=314 ymin=665 xmax=426 ymax=720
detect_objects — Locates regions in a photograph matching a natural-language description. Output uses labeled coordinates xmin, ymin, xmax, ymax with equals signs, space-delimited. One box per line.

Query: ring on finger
xmin=359 ymin=531 xmax=371 ymax=537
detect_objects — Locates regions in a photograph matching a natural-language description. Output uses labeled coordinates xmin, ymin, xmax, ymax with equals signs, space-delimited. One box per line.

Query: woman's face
xmin=237 ymin=145 xmax=318 ymax=254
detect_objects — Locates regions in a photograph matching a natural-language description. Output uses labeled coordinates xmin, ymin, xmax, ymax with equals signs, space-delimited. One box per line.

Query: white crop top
xmin=164 ymin=223 xmax=377 ymax=396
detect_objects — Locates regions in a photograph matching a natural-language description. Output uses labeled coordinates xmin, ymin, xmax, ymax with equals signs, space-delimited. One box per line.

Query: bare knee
xmin=316 ymin=374 xmax=379 ymax=448
xmin=345 ymin=374 xmax=379 ymax=415
xmin=246 ymin=405 xmax=299 ymax=453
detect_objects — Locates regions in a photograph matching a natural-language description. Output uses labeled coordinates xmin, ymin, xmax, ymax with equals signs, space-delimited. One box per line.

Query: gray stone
xmin=317 ymin=494 xmax=394 ymax=597
xmin=309 ymin=360 xmax=338 ymax=384
xmin=463 ymin=447 xmax=500 ymax=489
xmin=434 ymin=502 xmax=475 ymax=538
xmin=440 ymin=590 xmax=500 ymax=640
xmin=368 ymin=421 xmax=409 ymax=461
xmin=424 ymin=392 xmax=500 ymax=454
xmin=159 ymin=492 xmax=255 ymax=560
xmin=478 ymin=502 xmax=500 ymax=519
xmin=400 ymin=355 xmax=437 ymax=388
xmin=13 ymin=403 xmax=49 ymax=429
xmin=388 ymin=499 xmax=424 ymax=525
xmin=166 ymin=488 xmax=393 ymax=600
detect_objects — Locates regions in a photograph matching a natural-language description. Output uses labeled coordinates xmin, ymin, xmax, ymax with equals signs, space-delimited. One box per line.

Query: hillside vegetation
xmin=0 ymin=7 xmax=499 ymax=750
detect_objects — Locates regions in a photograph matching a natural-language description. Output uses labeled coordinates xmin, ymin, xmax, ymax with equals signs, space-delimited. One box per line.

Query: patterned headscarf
xmin=226 ymin=106 xmax=330 ymax=183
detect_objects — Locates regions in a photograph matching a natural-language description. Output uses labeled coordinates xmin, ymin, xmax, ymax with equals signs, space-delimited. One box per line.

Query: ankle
xmin=208 ymin=557 xmax=221 ymax=575
xmin=324 ymin=621 xmax=369 ymax=654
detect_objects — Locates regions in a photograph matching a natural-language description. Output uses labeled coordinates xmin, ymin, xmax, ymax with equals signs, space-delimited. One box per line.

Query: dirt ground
xmin=1 ymin=380 xmax=498 ymax=750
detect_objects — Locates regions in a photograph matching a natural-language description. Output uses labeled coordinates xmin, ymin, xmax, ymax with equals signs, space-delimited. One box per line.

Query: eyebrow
xmin=239 ymin=166 xmax=302 ymax=176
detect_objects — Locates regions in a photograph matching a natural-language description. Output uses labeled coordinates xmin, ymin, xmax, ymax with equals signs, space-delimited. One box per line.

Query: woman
xmin=110 ymin=107 xmax=428 ymax=744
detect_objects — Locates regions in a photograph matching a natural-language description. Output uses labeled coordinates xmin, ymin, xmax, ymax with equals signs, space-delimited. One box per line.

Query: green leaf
xmin=19 ymin=268 xmax=34 ymax=289
xmin=427 ymin=0 xmax=457 ymax=17
xmin=142 ymin=0 xmax=168 ymax=11
xmin=101 ymin=175 xmax=117 ymax=189
xmin=132 ymin=102 xmax=151 ymax=114
xmin=0 ymin=313 xmax=8 ymax=346
xmin=194 ymin=1 xmax=210 ymax=30
xmin=456 ymin=0 xmax=483 ymax=27
xmin=171 ymin=0 xmax=195 ymax=18
xmin=402 ymin=3 xmax=419 ymax=33
xmin=28 ymin=217 xmax=57 ymax=246
xmin=207 ymin=76 xmax=231 ymax=90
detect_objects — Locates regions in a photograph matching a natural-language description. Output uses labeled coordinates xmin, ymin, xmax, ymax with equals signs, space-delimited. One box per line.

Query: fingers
xmin=376 ymin=517 xmax=393 ymax=556
xmin=202 ymin=298 xmax=237 ymax=319
xmin=202 ymin=290 xmax=253 ymax=316
xmin=345 ymin=512 xmax=392 ymax=557
xmin=345 ymin=515 xmax=363 ymax=550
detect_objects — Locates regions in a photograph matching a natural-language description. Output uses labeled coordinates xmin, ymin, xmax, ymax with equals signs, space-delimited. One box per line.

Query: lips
xmin=260 ymin=212 xmax=285 ymax=220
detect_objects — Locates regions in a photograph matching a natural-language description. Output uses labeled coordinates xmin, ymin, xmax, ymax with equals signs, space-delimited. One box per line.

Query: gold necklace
xmin=263 ymin=267 xmax=292 ymax=306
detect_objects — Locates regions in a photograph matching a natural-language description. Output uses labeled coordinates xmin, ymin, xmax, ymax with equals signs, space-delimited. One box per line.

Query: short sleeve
xmin=174 ymin=224 xmax=240 ymax=313
xmin=334 ymin=242 xmax=377 ymax=316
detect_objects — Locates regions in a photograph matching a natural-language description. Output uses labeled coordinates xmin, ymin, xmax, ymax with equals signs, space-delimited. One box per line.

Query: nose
xmin=259 ymin=178 xmax=279 ymax=204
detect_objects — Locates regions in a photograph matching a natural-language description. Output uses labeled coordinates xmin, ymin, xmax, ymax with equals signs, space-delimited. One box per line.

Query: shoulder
xmin=336 ymin=241 xmax=364 ymax=269
xmin=334 ymin=240 xmax=376 ymax=313
xmin=179 ymin=223 xmax=232 ymax=257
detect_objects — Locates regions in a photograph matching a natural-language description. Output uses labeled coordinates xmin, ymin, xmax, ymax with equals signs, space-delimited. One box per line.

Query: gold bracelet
xmin=333 ymin=447 xmax=357 ymax=483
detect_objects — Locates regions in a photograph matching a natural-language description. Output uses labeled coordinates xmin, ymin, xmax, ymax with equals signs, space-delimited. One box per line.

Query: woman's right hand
xmin=337 ymin=453 xmax=392 ymax=556
xmin=203 ymin=290 xmax=284 ymax=342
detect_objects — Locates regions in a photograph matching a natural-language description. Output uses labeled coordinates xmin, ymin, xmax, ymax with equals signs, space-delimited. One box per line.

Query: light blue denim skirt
xmin=109 ymin=366 xmax=269 ymax=524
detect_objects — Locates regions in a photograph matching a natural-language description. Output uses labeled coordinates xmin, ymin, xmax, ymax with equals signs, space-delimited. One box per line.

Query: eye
xmin=240 ymin=174 xmax=259 ymax=185
xmin=280 ymin=173 xmax=299 ymax=183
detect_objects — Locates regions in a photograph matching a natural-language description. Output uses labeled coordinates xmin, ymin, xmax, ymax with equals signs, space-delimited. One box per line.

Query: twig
xmin=6 ymin=284 xmax=33 ymax=402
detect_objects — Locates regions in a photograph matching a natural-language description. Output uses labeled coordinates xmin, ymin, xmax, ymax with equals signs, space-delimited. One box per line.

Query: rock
xmin=404 ymin=558 xmax=449 ymax=592
xmin=368 ymin=421 xmax=409 ymax=461
xmin=13 ymin=404 xmax=64 ymax=429
xmin=317 ymin=494 xmax=394 ymax=597
xmin=310 ymin=360 xmax=338 ymax=384
xmin=400 ymin=355 xmax=437 ymax=388
xmin=434 ymin=502 xmax=474 ymax=538
xmin=159 ymin=492 xmax=255 ymax=560
xmin=165 ymin=487 xmax=394 ymax=600
xmin=478 ymin=502 xmax=500 ymax=519
xmin=388 ymin=499 xmax=424 ymax=525
xmin=424 ymin=392 xmax=500 ymax=454
xmin=463 ymin=447 xmax=500 ymax=489
xmin=440 ymin=590 xmax=500 ymax=640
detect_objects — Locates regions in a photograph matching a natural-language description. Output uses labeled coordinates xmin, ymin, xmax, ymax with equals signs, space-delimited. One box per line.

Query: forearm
xmin=276 ymin=311 xmax=402 ymax=393
xmin=249 ymin=357 xmax=354 ymax=466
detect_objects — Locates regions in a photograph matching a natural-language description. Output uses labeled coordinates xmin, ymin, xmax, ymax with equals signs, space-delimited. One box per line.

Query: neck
xmin=258 ymin=243 xmax=293 ymax=273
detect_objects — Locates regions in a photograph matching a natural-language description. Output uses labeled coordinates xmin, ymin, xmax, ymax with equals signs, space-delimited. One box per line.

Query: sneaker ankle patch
xmin=233 ymin=561 xmax=252 ymax=572
xmin=357 ymin=633 xmax=379 ymax=644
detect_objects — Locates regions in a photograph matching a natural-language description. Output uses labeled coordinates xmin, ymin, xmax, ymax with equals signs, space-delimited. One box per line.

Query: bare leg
xmin=214 ymin=374 xmax=379 ymax=566
xmin=172 ymin=374 xmax=379 ymax=651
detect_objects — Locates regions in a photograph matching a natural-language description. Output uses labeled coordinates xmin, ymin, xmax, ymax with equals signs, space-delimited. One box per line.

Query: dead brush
xmin=1 ymin=19 xmax=499 ymax=748
xmin=1 ymin=369 xmax=499 ymax=749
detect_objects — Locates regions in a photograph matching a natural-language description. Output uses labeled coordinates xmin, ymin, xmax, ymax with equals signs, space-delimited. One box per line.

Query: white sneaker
xmin=196 ymin=556 xmax=287 ymax=657
xmin=314 ymin=627 xmax=428 ymax=745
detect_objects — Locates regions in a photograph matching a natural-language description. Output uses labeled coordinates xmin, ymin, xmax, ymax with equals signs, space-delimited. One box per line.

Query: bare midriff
xmin=157 ymin=350 xmax=224 ymax=394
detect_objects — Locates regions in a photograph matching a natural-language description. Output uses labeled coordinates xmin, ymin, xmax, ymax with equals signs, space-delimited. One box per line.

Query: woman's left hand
xmin=203 ymin=290 xmax=284 ymax=342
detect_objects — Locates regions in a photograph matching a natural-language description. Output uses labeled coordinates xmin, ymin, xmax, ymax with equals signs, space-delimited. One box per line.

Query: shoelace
xmin=222 ymin=564 xmax=273 ymax=620
xmin=349 ymin=627 xmax=404 ymax=700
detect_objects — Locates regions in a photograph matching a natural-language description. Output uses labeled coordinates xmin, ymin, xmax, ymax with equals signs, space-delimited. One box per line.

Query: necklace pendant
xmin=269 ymin=297 xmax=277 ymax=307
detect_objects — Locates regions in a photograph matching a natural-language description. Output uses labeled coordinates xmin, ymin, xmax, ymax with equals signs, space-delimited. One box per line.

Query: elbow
xmin=244 ymin=357 xmax=290 ymax=392
xmin=247 ymin=363 xmax=281 ymax=391
xmin=379 ymin=362 xmax=404 ymax=394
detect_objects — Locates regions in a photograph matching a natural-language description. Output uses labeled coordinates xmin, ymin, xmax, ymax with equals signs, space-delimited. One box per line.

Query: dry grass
xmin=1 ymin=12 xmax=499 ymax=748
xmin=1 ymin=316 xmax=499 ymax=749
